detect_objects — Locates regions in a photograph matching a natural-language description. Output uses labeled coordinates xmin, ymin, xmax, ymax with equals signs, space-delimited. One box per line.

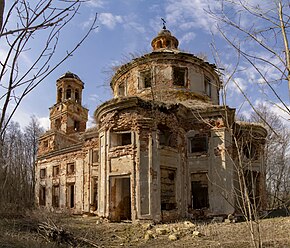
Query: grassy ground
xmin=0 ymin=211 xmax=289 ymax=247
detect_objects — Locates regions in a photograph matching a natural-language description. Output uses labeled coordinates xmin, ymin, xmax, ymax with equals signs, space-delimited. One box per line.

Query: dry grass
xmin=0 ymin=211 xmax=289 ymax=248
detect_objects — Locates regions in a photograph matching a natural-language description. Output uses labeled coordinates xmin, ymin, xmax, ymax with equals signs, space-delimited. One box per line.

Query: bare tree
xmin=0 ymin=0 xmax=4 ymax=30
xmin=0 ymin=117 xmax=43 ymax=211
xmin=24 ymin=116 xmax=44 ymax=203
xmin=250 ymin=103 xmax=290 ymax=209
xmin=208 ymin=0 xmax=290 ymax=111
xmin=0 ymin=0 xmax=97 ymax=138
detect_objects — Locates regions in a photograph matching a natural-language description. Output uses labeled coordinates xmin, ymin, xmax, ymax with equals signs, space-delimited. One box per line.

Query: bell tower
xmin=49 ymin=72 xmax=88 ymax=134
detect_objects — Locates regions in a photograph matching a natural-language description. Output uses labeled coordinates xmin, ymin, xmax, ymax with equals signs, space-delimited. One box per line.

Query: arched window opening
xmin=57 ymin=88 xmax=62 ymax=103
xmin=75 ymin=89 xmax=79 ymax=103
xmin=157 ymin=40 xmax=162 ymax=49
xmin=158 ymin=124 xmax=176 ymax=147
xmin=118 ymin=82 xmax=125 ymax=96
xmin=74 ymin=120 xmax=80 ymax=131
xmin=66 ymin=87 xmax=72 ymax=99
xmin=166 ymin=40 xmax=171 ymax=47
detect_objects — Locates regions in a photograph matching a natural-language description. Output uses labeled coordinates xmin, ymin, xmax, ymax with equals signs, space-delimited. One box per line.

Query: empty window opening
xmin=55 ymin=118 xmax=61 ymax=130
xmin=161 ymin=168 xmax=176 ymax=210
xmin=139 ymin=70 xmax=152 ymax=89
xmin=57 ymin=88 xmax=62 ymax=102
xmin=91 ymin=178 xmax=98 ymax=211
xmin=245 ymin=170 xmax=261 ymax=206
xmin=74 ymin=120 xmax=80 ymax=131
xmin=110 ymin=132 xmax=131 ymax=147
xmin=92 ymin=150 xmax=99 ymax=164
xmin=67 ymin=184 xmax=75 ymax=208
xmin=109 ymin=177 xmax=131 ymax=221
xmin=66 ymin=87 xmax=72 ymax=99
xmin=118 ymin=82 xmax=125 ymax=96
xmin=52 ymin=185 xmax=60 ymax=208
xmin=191 ymin=173 xmax=209 ymax=209
xmin=158 ymin=124 xmax=176 ymax=147
xmin=204 ymin=76 xmax=211 ymax=97
xmin=53 ymin=165 xmax=60 ymax=177
xmin=43 ymin=140 xmax=48 ymax=148
xmin=166 ymin=40 xmax=171 ymax=47
xmin=157 ymin=40 xmax=162 ymax=49
xmin=173 ymin=67 xmax=187 ymax=86
xmin=189 ymin=135 xmax=208 ymax=153
xmin=243 ymin=143 xmax=257 ymax=160
xmin=75 ymin=89 xmax=79 ymax=103
xmin=40 ymin=168 xmax=46 ymax=179
xmin=39 ymin=186 xmax=46 ymax=206
xmin=67 ymin=162 xmax=75 ymax=174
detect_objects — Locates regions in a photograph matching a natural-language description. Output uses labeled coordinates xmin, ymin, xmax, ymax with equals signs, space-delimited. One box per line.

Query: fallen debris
xmin=37 ymin=220 xmax=99 ymax=247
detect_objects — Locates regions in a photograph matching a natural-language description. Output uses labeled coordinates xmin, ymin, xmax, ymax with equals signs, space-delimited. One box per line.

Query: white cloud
xmin=179 ymin=32 xmax=196 ymax=44
xmin=88 ymin=94 xmax=100 ymax=102
xmin=253 ymin=99 xmax=290 ymax=127
xmin=165 ymin=0 xmax=221 ymax=33
xmin=38 ymin=117 xmax=50 ymax=131
xmin=86 ymin=0 xmax=105 ymax=8
xmin=87 ymin=115 xmax=96 ymax=128
xmin=98 ymin=13 xmax=123 ymax=29
xmin=123 ymin=20 xmax=146 ymax=34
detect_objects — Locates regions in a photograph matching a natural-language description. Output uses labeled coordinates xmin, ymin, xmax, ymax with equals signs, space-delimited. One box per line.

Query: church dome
xmin=57 ymin=71 xmax=82 ymax=82
xmin=151 ymin=28 xmax=179 ymax=51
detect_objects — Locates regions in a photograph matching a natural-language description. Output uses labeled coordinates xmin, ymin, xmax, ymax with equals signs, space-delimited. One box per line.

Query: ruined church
xmin=36 ymin=28 xmax=267 ymax=222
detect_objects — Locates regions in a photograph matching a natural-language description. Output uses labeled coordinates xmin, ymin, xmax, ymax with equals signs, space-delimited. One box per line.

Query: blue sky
xmin=4 ymin=0 xmax=290 ymax=129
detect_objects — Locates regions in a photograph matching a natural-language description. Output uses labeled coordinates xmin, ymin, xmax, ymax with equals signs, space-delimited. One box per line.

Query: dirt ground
xmin=0 ymin=212 xmax=289 ymax=248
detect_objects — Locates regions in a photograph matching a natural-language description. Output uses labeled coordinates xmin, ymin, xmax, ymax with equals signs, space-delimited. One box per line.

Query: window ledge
xmin=188 ymin=152 xmax=209 ymax=158
xmin=109 ymin=144 xmax=132 ymax=151
xmin=159 ymin=145 xmax=178 ymax=152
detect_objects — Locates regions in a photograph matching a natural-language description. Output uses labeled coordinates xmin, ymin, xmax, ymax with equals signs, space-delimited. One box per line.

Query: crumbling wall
xmin=111 ymin=53 xmax=220 ymax=105
xmin=36 ymin=132 xmax=99 ymax=214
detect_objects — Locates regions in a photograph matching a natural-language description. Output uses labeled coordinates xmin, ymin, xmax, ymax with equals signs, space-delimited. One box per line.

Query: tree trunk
xmin=0 ymin=0 xmax=4 ymax=31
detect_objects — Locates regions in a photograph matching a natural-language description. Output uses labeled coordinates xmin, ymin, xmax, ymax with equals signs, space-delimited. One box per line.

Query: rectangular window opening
xmin=43 ymin=140 xmax=48 ymax=148
xmin=67 ymin=162 xmax=75 ymax=174
xmin=92 ymin=178 xmax=98 ymax=211
xmin=53 ymin=165 xmax=60 ymax=177
xmin=204 ymin=76 xmax=211 ymax=97
xmin=92 ymin=150 xmax=99 ymax=164
xmin=173 ymin=67 xmax=187 ymax=87
xmin=40 ymin=168 xmax=46 ymax=179
xmin=52 ymin=185 xmax=60 ymax=208
xmin=110 ymin=132 xmax=132 ymax=147
xmin=55 ymin=118 xmax=61 ymax=130
xmin=189 ymin=135 xmax=208 ymax=153
xmin=39 ymin=186 xmax=46 ymax=206
xmin=67 ymin=184 xmax=75 ymax=208
xmin=139 ymin=70 xmax=152 ymax=89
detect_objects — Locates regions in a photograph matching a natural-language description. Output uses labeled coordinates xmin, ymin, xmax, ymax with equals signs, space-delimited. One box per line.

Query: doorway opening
xmin=109 ymin=177 xmax=131 ymax=221
xmin=67 ymin=183 xmax=75 ymax=208
xmin=191 ymin=173 xmax=209 ymax=209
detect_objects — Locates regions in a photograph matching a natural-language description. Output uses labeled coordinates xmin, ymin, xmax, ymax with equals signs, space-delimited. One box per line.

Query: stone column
xmin=136 ymin=129 xmax=150 ymax=218
xmin=150 ymin=131 xmax=161 ymax=221
xmin=98 ymin=130 xmax=107 ymax=217
xmin=209 ymin=128 xmax=235 ymax=215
